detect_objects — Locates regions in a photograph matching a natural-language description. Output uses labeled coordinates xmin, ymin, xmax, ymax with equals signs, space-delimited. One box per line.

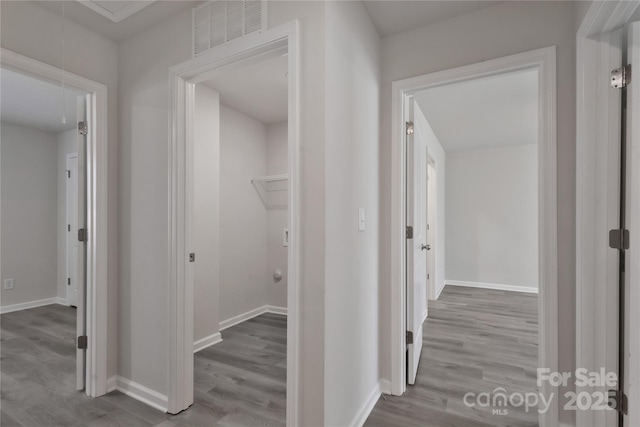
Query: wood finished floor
xmin=365 ymin=286 xmax=539 ymax=427
xmin=1 ymin=305 xmax=286 ymax=427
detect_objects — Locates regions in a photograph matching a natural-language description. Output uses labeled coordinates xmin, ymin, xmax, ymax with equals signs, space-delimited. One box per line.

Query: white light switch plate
xmin=4 ymin=278 xmax=14 ymax=290
xmin=358 ymin=208 xmax=365 ymax=231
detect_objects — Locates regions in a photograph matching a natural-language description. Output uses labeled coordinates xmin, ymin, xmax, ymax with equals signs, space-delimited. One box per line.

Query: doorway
xmin=0 ymin=48 xmax=109 ymax=397
xmin=388 ymin=46 xmax=558 ymax=426
xmin=167 ymin=22 xmax=300 ymax=424
xmin=183 ymin=49 xmax=289 ymax=423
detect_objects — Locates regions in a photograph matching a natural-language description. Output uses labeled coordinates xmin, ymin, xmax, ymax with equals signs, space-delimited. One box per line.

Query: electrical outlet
xmin=4 ymin=278 xmax=14 ymax=290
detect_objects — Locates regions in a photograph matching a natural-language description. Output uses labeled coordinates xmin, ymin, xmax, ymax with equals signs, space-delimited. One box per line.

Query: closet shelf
xmin=251 ymin=174 xmax=288 ymax=208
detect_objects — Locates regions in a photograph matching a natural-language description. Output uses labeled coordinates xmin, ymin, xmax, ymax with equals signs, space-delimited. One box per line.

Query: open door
xmin=67 ymin=155 xmax=79 ymax=307
xmin=76 ymin=95 xmax=88 ymax=391
xmin=624 ymin=20 xmax=639 ymax=427
xmin=426 ymin=161 xmax=436 ymax=301
xmin=406 ymin=97 xmax=428 ymax=385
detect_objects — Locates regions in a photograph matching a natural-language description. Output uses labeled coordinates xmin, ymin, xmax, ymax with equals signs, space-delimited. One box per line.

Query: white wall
xmin=1 ymin=123 xmax=58 ymax=306
xmin=219 ymin=105 xmax=268 ymax=322
xmin=117 ymin=3 xmax=327 ymax=421
xmin=378 ymin=3 xmax=577 ymax=423
xmin=445 ymin=144 xmax=538 ymax=289
xmin=266 ymin=121 xmax=288 ymax=309
xmin=324 ymin=2 xmax=381 ymax=425
xmin=414 ymin=104 xmax=446 ymax=298
xmin=193 ymin=85 xmax=220 ymax=343
xmin=1 ymin=1 xmax=119 ymax=379
xmin=56 ymin=129 xmax=77 ymax=302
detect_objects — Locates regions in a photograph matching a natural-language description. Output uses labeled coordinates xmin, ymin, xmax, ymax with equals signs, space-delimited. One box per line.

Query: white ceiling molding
xmin=75 ymin=1 xmax=158 ymax=23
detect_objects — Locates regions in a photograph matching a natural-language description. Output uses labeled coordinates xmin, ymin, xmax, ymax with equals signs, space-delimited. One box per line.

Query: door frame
xmin=167 ymin=21 xmax=301 ymax=424
xmin=389 ymin=46 xmax=558 ymax=426
xmin=576 ymin=3 xmax=640 ymax=427
xmin=0 ymin=48 xmax=109 ymax=397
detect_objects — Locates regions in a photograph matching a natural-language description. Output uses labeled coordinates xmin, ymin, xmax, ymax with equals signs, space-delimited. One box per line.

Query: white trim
xmin=193 ymin=332 xmax=223 ymax=353
xmin=445 ymin=281 xmax=539 ymax=294
xmin=0 ymin=48 xmax=109 ymax=398
xmin=265 ymin=305 xmax=288 ymax=315
xmin=379 ymin=379 xmax=391 ymax=395
xmin=167 ymin=21 xmax=300 ymax=425
xmin=115 ymin=376 xmax=168 ymax=413
xmin=219 ymin=306 xmax=267 ymax=331
xmin=219 ymin=305 xmax=288 ymax=331
xmin=348 ymin=382 xmax=381 ymax=427
xmin=435 ymin=280 xmax=446 ymax=300
xmin=0 ymin=297 xmax=66 ymax=314
xmin=389 ymin=46 xmax=558 ymax=427
xmin=576 ymin=4 xmax=640 ymax=427
xmin=76 ymin=1 xmax=158 ymax=23
xmin=107 ymin=376 xmax=117 ymax=393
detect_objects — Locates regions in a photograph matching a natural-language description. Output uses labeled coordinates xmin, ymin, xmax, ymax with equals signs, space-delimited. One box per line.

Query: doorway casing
xmin=0 ymin=48 xmax=109 ymax=397
xmin=167 ymin=21 xmax=300 ymax=425
xmin=576 ymin=3 xmax=640 ymax=427
xmin=389 ymin=46 xmax=558 ymax=426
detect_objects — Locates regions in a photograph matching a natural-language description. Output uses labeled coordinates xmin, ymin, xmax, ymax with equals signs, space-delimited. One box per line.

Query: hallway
xmin=365 ymin=286 xmax=538 ymax=427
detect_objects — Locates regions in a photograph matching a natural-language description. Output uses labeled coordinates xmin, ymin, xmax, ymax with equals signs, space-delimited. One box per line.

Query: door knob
xmin=421 ymin=244 xmax=430 ymax=251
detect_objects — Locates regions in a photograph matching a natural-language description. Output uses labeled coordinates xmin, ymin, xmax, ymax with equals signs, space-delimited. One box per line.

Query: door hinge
xmin=78 ymin=121 xmax=88 ymax=136
xmin=406 ymin=121 xmax=414 ymax=135
xmin=78 ymin=228 xmax=88 ymax=242
xmin=67 ymin=170 xmax=71 ymax=178
xmin=67 ymin=278 xmax=71 ymax=286
xmin=611 ymin=65 xmax=631 ymax=89
xmin=189 ymin=253 xmax=196 ymax=262
xmin=609 ymin=229 xmax=629 ymax=250
xmin=406 ymin=331 xmax=414 ymax=345
xmin=406 ymin=226 xmax=414 ymax=239
xmin=68 ymin=224 xmax=71 ymax=232
xmin=77 ymin=335 xmax=88 ymax=350
xmin=427 ymin=273 xmax=430 ymax=280
xmin=608 ymin=389 xmax=628 ymax=414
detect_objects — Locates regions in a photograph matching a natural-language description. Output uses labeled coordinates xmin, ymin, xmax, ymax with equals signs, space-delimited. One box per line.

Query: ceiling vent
xmin=193 ymin=0 xmax=266 ymax=57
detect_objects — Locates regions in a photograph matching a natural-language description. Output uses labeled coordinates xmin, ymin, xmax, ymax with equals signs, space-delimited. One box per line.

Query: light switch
xmin=4 ymin=278 xmax=14 ymax=290
xmin=358 ymin=208 xmax=365 ymax=231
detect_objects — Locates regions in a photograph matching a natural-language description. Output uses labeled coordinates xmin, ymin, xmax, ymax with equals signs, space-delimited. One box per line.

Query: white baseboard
xmin=115 ymin=376 xmax=168 ymax=413
xmin=380 ymin=379 xmax=391 ymax=395
xmin=446 ymin=280 xmax=538 ymax=294
xmin=349 ymin=382 xmax=381 ymax=427
xmin=219 ymin=305 xmax=288 ymax=331
xmin=193 ymin=332 xmax=222 ymax=353
xmin=107 ymin=376 xmax=117 ymax=393
xmin=265 ymin=305 xmax=287 ymax=315
xmin=0 ymin=297 xmax=67 ymax=314
xmin=435 ymin=280 xmax=446 ymax=300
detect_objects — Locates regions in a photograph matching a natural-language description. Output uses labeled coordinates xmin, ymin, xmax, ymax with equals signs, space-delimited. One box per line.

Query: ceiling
xmin=414 ymin=68 xmax=538 ymax=152
xmin=28 ymin=1 xmax=502 ymax=43
xmin=34 ymin=0 xmax=197 ymax=42
xmin=1 ymin=67 xmax=86 ymax=134
xmin=363 ymin=1 xmax=500 ymax=37
xmin=202 ymin=52 xmax=288 ymax=125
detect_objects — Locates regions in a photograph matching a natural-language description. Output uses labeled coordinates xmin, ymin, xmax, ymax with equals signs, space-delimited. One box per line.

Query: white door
xmin=625 ymin=20 xmax=639 ymax=427
xmin=76 ymin=96 xmax=87 ymax=391
xmin=406 ymin=97 xmax=428 ymax=385
xmin=66 ymin=155 xmax=79 ymax=307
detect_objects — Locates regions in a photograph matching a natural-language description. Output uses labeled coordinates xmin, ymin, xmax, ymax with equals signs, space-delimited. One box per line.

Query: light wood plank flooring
xmin=365 ymin=286 xmax=538 ymax=427
xmin=1 ymin=305 xmax=286 ymax=427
